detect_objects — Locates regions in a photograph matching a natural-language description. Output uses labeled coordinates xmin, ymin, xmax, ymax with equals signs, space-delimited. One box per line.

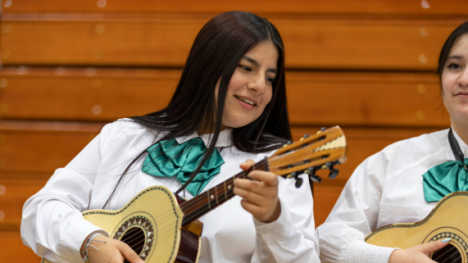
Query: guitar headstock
xmin=268 ymin=126 xmax=347 ymax=186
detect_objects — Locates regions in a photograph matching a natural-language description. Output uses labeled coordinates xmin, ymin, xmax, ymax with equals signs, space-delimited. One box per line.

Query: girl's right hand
xmin=388 ymin=239 xmax=450 ymax=263
xmin=87 ymin=235 xmax=144 ymax=263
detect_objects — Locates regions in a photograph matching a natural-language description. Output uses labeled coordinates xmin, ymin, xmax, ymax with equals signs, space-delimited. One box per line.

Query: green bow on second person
xmin=422 ymin=159 xmax=468 ymax=202
xmin=142 ymin=137 xmax=225 ymax=196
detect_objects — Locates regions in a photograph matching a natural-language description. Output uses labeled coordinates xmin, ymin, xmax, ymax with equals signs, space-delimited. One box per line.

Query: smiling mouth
xmin=234 ymin=95 xmax=256 ymax=106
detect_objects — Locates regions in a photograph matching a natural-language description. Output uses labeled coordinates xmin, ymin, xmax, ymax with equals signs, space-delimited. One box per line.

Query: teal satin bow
xmin=142 ymin=137 xmax=225 ymax=196
xmin=422 ymin=159 xmax=468 ymax=202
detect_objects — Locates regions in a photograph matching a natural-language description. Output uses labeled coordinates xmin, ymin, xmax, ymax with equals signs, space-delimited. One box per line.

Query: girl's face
xmin=217 ymin=41 xmax=278 ymax=129
xmin=442 ymin=34 xmax=468 ymax=125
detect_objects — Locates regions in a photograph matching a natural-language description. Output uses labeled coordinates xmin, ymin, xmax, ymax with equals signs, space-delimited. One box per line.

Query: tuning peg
xmin=329 ymin=168 xmax=339 ymax=179
xmin=300 ymin=134 xmax=309 ymax=141
xmin=295 ymin=177 xmax=303 ymax=188
xmin=283 ymin=140 xmax=293 ymax=147
xmin=305 ymin=167 xmax=323 ymax=183
xmin=326 ymin=161 xmax=340 ymax=179
xmin=317 ymin=127 xmax=326 ymax=134
xmin=310 ymin=173 xmax=323 ymax=183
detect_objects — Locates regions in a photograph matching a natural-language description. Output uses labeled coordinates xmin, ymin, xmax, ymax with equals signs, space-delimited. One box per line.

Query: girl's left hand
xmin=233 ymin=159 xmax=281 ymax=223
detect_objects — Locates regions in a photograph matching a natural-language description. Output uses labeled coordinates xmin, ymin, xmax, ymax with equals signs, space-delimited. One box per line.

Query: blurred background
xmin=0 ymin=0 xmax=463 ymax=261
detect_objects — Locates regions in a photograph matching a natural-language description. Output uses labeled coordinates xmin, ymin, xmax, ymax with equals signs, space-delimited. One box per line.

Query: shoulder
xmin=361 ymin=129 xmax=448 ymax=177
xmin=378 ymin=129 xmax=447 ymax=159
xmin=99 ymin=118 xmax=162 ymax=150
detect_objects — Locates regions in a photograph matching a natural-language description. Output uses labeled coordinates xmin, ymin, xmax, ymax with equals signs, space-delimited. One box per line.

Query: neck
xmin=179 ymin=158 xmax=268 ymax=226
xmin=451 ymin=118 xmax=468 ymax=146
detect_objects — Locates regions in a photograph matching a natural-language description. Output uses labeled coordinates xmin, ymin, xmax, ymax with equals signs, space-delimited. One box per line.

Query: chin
xmin=450 ymin=108 xmax=468 ymax=122
xmin=223 ymin=118 xmax=254 ymax=129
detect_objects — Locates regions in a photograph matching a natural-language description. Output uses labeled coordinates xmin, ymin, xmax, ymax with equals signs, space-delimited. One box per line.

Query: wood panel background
xmin=0 ymin=0 xmax=463 ymax=261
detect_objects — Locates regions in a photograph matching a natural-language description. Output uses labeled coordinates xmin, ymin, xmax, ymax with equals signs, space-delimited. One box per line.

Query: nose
xmin=246 ymin=72 xmax=267 ymax=93
xmin=459 ymin=68 xmax=468 ymax=87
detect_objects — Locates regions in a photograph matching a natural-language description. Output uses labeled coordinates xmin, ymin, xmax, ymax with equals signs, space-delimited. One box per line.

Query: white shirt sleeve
xmin=251 ymin=175 xmax=320 ymax=263
xmin=21 ymin=123 xmax=114 ymax=263
xmin=317 ymin=154 xmax=397 ymax=263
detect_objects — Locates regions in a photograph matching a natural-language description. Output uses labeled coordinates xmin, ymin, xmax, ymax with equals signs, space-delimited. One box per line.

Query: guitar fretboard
xmin=180 ymin=158 xmax=268 ymax=226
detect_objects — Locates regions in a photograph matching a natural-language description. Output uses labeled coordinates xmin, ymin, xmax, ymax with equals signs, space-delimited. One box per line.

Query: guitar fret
xmin=223 ymin=181 xmax=228 ymax=199
xmin=207 ymin=189 xmax=211 ymax=210
xmin=215 ymin=185 xmax=219 ymax=205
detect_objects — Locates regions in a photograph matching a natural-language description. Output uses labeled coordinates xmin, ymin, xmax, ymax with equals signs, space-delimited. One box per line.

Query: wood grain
xmin=0 ymin=16 xmax=459 ymax=69
xmin=0 ymin=231 xmax=41 ymax=262
xmin=3 ymin=0 xmax=468 ymax=15
xmin=0 ymin=68 xmax=451 ymax=126
xmin=0 ymin=179 xmax=46 ymax=231
xmin=0 ymin=121 xmax=103 ymax=173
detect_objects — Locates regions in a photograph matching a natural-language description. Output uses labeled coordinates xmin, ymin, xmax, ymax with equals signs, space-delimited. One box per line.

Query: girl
xmin=318 ymin=22 xmax=468 ymax=263
xmin=21 ymin=11 xmax=319 ymax=263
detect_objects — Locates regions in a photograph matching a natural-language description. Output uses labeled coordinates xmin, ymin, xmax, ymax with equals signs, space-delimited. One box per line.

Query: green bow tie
xmin=422 ymin=159 xmax=468 ymax=202
xmin=142 ymin=137 xmax=225 ymax=196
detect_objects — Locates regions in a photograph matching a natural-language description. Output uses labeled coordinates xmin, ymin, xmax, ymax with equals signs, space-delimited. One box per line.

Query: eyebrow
xmin=242 ymin=56 xmax=278 ymax=74
xmin=448 ymin=55 xmax=464 ymax=60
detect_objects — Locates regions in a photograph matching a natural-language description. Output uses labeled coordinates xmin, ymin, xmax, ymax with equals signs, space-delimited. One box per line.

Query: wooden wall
xmin=0 ymin=0 xmax=463 ymax=261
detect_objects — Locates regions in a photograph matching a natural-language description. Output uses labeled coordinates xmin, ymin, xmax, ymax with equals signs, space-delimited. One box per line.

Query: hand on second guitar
xmin=388 ymin=239 xmax=450 ymax=263
xmin=85 ymin=235 xmax=145 ymax=263
xmin=233 ymin=159 xmax=282 ymax=223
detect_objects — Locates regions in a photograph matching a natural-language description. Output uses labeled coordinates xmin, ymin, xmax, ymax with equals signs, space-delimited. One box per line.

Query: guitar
xmin=366 ymin=191 xmax=468 ymax=263
xmin=41 ymin=126 xmax=347 ymax=263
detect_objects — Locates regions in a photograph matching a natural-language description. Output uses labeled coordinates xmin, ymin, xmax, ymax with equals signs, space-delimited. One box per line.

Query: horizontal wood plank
xmin=3 ymin=0 xmax=468 ymax=15
xmin=0 ymin=121 xmax=102 ymax=173
xmin=0 ymin=68 xmax=450 ymax=126
xmin=0 ymin=16 xmax=460 ymax=69
xmin=0 ymin=179 xmax=46 ymax=231
xmin=313 ymin=180 xmax=344 ymax=226
xmin=0 ymin=231 xmax=41 ymax=262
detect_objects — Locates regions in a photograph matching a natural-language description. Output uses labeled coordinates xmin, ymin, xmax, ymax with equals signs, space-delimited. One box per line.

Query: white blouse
xmin=21 ymin=119 xmax=320 ymax=263
xmin=317 ymin=128 xmax=466 ymax=263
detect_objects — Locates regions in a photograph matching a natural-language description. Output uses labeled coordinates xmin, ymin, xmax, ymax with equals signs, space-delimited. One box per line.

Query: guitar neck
xmin=180 ymin=158 xmax=268 ymax=226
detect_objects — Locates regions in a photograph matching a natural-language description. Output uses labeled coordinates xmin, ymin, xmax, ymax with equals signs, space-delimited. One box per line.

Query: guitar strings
xmin=434 ymin=245 xmax=463 ymax=263
xmin=112 ymin=167 xmax=257 ymax=251
xmin=113 ymin=152 xmax=311 ymax=242
xmin=116 ymin=154 xmax=306 ymax=238
xmin=432 ymin=245 xmax=458 ymax=261
xmin=115 ymin=164 xmax=270 ymax=254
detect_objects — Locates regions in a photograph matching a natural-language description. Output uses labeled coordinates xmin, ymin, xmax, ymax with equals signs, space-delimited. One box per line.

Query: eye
xmin=266 ymin=76 xmax=276 ymax=84
xmin=448 ymin=63 xmax=462 ymax=70
xmin=238 ymin=64 xmax=251 ymax=71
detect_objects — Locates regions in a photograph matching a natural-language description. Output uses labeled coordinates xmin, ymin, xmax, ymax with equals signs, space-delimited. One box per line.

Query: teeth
xmin=235 ymin=95 xmax=255 ymax=106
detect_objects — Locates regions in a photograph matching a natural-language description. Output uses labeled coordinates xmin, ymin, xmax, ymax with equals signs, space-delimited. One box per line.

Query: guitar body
xmin=366 ymin=191 xmax=468 ymax=263
xmin=42 ymin=185 xmax=202 ymax=263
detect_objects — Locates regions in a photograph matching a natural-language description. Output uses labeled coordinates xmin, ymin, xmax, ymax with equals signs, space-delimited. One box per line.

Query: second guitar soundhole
xmin=121 ymin=227 xmax=146 ymax=254
xmin=432 ymin=244 xmax=462 ymax=263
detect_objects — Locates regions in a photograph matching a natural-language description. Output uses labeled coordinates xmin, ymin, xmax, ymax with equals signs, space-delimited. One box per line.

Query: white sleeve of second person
xmin=251 ymin=174 xmax=320 ymax=263
xmin=317 ymin=154 xmax=397 ymax=263
xmin=21 ymin=124 xmax=114 ymax=263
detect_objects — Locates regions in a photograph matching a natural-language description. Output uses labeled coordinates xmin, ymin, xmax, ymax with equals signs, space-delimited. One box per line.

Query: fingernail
xmin=442 ymin=238 xmax=451 ymax=243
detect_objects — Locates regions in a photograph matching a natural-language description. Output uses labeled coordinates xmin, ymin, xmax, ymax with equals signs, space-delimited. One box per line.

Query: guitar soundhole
xmin=113 ymin=215 xmax=154 ymax=262
xmin=432 ymin=244 xmax=462 ymax=263
xmin=121 ymin=227 xmax=146 ymax=254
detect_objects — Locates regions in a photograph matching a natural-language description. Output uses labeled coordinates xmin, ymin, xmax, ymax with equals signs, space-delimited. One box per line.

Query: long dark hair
xmin=438 ymin=21 xmax=468 ymax=76
xmin=104 ymin=11 xmax=291 ymax=205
